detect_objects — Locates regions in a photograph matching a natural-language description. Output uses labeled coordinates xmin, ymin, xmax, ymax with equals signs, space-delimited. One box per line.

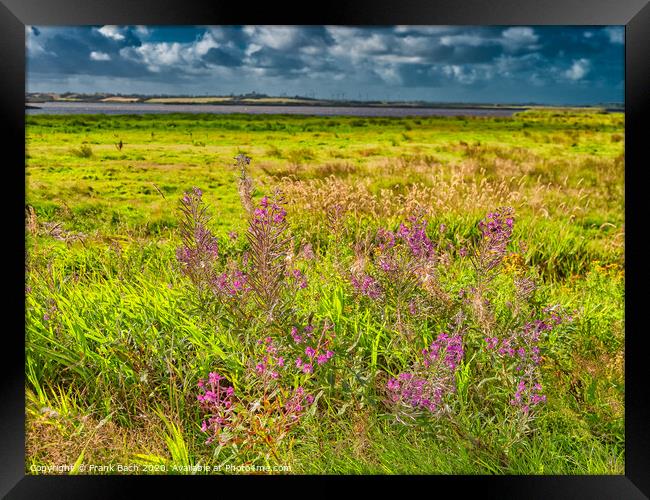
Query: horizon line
xmin=25 ymin=91 xmax=625 ymax=108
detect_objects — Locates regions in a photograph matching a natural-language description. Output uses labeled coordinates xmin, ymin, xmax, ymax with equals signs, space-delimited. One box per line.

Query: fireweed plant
xmin=348 ymin=211 xmax=452 ymax=338
xmin=343 ymin=205 xmax=572 ymax=428
xmin=177 ymin=155 xmax=336 ymax=461
xmin=176 ymin=155 xmax=572 ymax=462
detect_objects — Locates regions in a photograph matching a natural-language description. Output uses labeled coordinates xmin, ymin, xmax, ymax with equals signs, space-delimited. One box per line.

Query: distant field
xmin=25 ymin=110 xmax=624 ymax=474
xmin=240 ymin=97 xmax=326 ymax=104
xmin=101 ymin=97 xmax=141 ymax=103
xmin=145 ymin=96 xmax=235 ymax=104
xmin=143 ymin=96 xmax=330 ymax=105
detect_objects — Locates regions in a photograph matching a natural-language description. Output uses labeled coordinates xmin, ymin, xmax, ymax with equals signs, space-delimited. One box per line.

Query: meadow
xmin=25 ymin=109 xmax=624 ymax=474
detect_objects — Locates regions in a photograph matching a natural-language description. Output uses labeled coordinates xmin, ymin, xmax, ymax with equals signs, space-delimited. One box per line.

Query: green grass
xmin=25 ymin=110 xmax=624 ymax=474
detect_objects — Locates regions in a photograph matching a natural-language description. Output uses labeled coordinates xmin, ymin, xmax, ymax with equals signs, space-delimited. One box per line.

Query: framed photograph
xmin=2 ymin=0 xmax=649 ymax=497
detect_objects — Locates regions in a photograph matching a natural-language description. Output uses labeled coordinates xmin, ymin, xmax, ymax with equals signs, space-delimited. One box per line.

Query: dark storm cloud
xmin=207 ymin=26 xmax=250 ymax=49
xmin=26 ymin=25 xmax=624 ymax=104
xmin=392 ymin=65 xmax=447 ymax=88
xmin=203 ymin=47 xmax=242 ymax=67
xmin=27 ymin=26 xmax=152 ymax=78
xmin=247 ymin=47 xmax=306 ymax=71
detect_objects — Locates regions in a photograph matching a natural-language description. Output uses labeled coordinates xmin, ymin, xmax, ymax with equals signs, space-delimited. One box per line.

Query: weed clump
xmin=69 ymin=144 xmax=94 ymax=158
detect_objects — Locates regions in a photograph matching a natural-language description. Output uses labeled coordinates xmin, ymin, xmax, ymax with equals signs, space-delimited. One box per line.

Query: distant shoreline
xmin=24 ymin=102 xmax=529 ymax=117
xmin=25 ymin=94 xmax=623 ymax=112
xmin=26 ymin=99 xmax=530 ymax=111
xmin=25 ymin=101 xmax=624 ymax=118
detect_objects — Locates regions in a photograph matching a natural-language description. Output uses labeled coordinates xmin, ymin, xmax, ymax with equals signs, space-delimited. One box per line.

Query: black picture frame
xmin=2 ymin=1 xmax=648 ymax=497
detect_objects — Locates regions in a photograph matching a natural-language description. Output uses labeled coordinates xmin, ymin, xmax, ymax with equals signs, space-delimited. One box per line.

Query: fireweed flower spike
xmin=386 ymin=331 xmax=464 ymax=420
xmin=196 ymin=372 xmax=237 ymax=445
xmin=290 ymin=268 xmax=308 ymax=289
xmin=246 ymin=190 xmax=292 ymax=319
xmin=486 ymin=307 xmax=571 ymax=416
xmin=173 ymin=166 xmax=338 ymax=457
xmin=351 ymin=273 xmax=382 ymax=300
xmin=176 ymin=187 xmax=220 ymax=288
xmin=396 ymin=215 xmax=436 ymax=260
xmin=291 ymin=326 xmax=303 ymax=343
xmin=175 ymin=188 xmax=252 ymax=322
xmin=474 ymin=207 xmax=515 ymax=279
xmin=347 ymin=213 xmax=447 ymax=337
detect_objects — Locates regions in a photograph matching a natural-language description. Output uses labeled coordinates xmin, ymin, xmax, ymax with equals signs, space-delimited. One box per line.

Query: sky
xmin=26 ymin=25 xmax=624 ymax=105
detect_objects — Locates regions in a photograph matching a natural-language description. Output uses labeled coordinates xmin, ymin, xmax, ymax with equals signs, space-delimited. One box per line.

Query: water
xmin=26 ymin=101 xmax=524 ymax=117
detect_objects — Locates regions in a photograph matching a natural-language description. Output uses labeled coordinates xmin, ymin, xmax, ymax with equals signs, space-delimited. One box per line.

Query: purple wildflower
xmin=351 ymin=273 xmax=382 ymax=300
xmin=476 ymin=207 xmax=515 ymax=274
xmin=423 ymin=332 xmax=464 ymax=371
xmin=378 ymin=256 xmax=398 ymax=272
xmin=196 ymin=371 xmax=237 ymax=445
xmin=485 ymin=337 xmax=499 ymax=349
xmin=396 ymin=215 xmax=435 ymax=260
xmin=176 ymin=188 xmax=220 ymax=285
xmin=284 ymin=386 xmax=314 ymax=420
xmin=376 ymin=228 xmax=396 ymax=252
xmin=387 ymin=331 xmax=464 ymax=419
xmin=290 ymin=268 xmax=308 ymax=289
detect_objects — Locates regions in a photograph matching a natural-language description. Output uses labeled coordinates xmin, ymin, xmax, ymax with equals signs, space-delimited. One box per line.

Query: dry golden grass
xmin=240 ymin=97 xmax=320 ymax=104
xmin=279 ymin=165 xmax=522 ymax=221
xmin=100 ymin=97 xmax=141 ymax=103
xmin=277 ymin=146 xmax=623 ymax=228
xmin=26 ymin=413 xmax=168 ymax=474
xmin=144 ymin=97 xmax=233 ymax=104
